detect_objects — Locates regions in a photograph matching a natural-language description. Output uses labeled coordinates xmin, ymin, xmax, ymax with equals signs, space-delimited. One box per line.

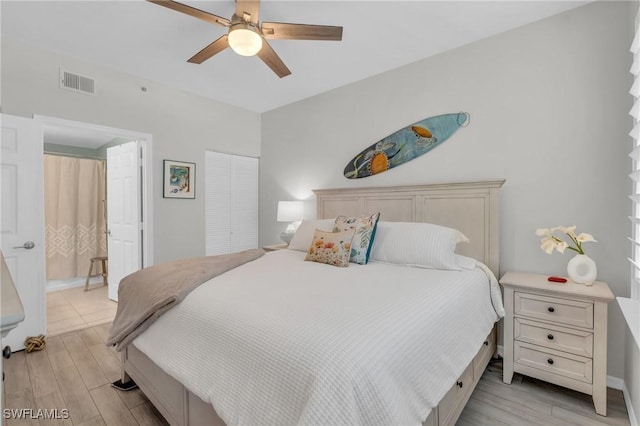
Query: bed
xmin=119 ymin=180 xmax=505 ymax=426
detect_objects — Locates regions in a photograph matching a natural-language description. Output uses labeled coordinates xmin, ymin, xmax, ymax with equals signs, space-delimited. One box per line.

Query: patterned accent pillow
xmin=304 ymin=228 xmax=356 ymax=267
xmin=333 ymin=213 xmax=381 ymax=264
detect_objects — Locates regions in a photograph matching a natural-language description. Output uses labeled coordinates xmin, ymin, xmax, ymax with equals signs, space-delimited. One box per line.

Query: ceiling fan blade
xmin=187 ymin=35 xmax=229 ymax=64
xmin=261 ymin=22 xmax=342 ymax=41
xmin=256 ymin=39 xmax=291 ymax=78
xmin=148 ymin=0 xmax=230 ymax=27
xmin=235 ymin=0 xmax=260 ymax=24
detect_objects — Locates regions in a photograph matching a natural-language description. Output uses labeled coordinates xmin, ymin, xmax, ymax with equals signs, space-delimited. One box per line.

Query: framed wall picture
xmin=163 ymin=160 xmax=195 ymax=199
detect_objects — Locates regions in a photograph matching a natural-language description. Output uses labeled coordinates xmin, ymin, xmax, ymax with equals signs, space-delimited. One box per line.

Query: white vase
xmin=567 ymin=254 xmax=597 ymax=286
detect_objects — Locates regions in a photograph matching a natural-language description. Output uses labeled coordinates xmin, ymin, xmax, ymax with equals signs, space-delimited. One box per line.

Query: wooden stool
xmin=85 ymin=256 xmax=108 ymax=292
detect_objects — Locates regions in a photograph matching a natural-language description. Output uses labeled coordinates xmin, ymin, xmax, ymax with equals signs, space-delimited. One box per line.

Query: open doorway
xmin=35 ymin=115 xmax=154 ymax=336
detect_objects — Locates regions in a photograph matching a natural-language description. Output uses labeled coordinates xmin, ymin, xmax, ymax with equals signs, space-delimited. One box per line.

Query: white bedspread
xmin=133 ymin=250 xmax=504 ymax=426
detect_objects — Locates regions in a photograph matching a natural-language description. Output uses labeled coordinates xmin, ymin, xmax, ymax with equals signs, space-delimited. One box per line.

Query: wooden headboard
xmin=313 ymin=180 xmax=505 ymax=277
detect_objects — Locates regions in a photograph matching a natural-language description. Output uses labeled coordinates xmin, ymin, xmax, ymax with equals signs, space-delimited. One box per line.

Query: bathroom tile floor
xmin=47 ymin=283 xmax=117 ymax=336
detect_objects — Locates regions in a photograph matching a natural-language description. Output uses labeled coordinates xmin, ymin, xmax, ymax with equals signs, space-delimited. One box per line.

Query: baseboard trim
xmin=622 ymin=381 xmax=639 ymax=426
xmin=47 ymin=276 xmax=102 ymax=293
xmin=607 ymin=375 xmax=625 ymax=391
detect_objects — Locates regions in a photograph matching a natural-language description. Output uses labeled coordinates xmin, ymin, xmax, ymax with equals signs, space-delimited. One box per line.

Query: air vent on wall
xmin=59 ymin=69 xmax=95 ymax=95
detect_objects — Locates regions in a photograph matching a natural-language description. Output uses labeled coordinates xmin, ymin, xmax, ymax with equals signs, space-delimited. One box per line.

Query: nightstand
xmin=263 ymin=243 xmax=288 ymax=252
xmin=499 ymin=271 xmax=614 ymax=416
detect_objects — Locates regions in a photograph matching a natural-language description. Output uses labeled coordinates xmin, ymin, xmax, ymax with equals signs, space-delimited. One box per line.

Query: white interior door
xmin=1 ymin=114 xmax=46 ymax=351
xmin=106 ymin=141 xmax=141 ymax=302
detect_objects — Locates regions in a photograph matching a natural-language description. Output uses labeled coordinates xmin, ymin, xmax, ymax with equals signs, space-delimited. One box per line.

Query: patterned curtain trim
xmin=45 ymin=224 xmax=107 ymax=258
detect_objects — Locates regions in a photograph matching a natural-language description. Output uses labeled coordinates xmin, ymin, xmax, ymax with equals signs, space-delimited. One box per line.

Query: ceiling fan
xmin=148 ymin=0 xmax=343 ymax=78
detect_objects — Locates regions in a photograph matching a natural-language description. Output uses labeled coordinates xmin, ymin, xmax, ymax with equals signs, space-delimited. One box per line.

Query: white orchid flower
xmin=540 ymin=237 xmax=557 ymax=254
xmin=554 ymin=225 xmax=577 ymax=235
xmin=555 ymin=241 xmax=568 ymax=253
xmin=536 ymin=228 xmax=551 ymax=237
xmin=535 ymin=225 xmax=596 ymax=256
xmin=576 ymin=233 xmax=597 ymax=243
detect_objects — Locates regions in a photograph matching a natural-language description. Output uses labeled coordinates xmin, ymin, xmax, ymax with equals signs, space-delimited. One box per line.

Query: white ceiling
xmin=3 ymin=1 xmax=591 ymax=113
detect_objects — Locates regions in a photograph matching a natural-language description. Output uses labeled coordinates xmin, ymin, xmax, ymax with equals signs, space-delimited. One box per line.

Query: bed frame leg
xmin=111 ymin=348 xmax=139 ymax=391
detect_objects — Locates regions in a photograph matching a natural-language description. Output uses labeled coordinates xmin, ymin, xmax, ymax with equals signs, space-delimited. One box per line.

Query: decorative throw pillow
xmin=333 ymin=213 xmax=380 ymax=264
xmin=304 ymin=228 xmax=356 ymax=267
xmin=288 ymin=219 xmax=336 ymax=252
xmin=369 ymin=221 xmax=469 ymax=271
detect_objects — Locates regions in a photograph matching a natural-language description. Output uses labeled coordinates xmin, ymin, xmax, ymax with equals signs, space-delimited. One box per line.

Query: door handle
xmin=13 ymin=241 xmax=35 ymax=250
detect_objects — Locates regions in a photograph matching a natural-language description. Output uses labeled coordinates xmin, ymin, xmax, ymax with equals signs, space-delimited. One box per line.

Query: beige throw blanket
xmin=107 ymin=249 xmax=265 ymax=351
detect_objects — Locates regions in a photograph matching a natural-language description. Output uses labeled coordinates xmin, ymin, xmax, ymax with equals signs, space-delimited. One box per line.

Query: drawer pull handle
xmin=483 ymin=341 xmax=489 ymax=346
xmin=547 ymin=307 xmax=555 ymax=313
xmin=547 ymin=334 xmax=554 ymax=340
xmin=547 ymin=358 xmax=554 ymax=365
xmin=456 ymin=381 xmax=463 ymax=388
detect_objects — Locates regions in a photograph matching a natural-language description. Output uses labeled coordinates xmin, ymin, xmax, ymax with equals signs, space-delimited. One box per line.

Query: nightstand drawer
xmin=514 ymin=342 xmax=592 ymax=384
xmin=514 ymin=318 xmax=593 ymax=358
xmin=514 ymin=292 xmax=593 ymax=329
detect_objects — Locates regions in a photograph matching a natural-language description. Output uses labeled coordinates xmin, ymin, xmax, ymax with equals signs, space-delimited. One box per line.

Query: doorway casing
xmin=34 ymin=114 xmax=154 ymax=271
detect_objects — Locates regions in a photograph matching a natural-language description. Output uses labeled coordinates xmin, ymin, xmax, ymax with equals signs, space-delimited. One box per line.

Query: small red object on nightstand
xmin=548 ymin=276 xmax=567 ymax=283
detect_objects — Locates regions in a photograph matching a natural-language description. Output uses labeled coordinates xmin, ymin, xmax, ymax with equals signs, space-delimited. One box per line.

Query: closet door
xmin=205 ymin=151 xmax=258 ymax=256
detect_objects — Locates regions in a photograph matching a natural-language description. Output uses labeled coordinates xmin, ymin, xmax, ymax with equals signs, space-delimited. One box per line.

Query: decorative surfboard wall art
xmin=343 ymin=112 xmax=470 ymax=179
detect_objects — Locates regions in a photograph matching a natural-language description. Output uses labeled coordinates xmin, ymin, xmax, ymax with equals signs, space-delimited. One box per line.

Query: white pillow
xmin=455 ymin=254 xmax=477 ymax=270
xmin=288 ymin=219 xmax=336 ymax=252
xmin=369 ymin=221 xmax=469 ymax=270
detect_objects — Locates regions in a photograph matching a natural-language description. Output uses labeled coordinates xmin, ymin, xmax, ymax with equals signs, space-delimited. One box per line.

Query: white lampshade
xmin=277 ymin=201 xmax=304 ymax=222
xmin=228 ymin=26 xmax=263 ymax=56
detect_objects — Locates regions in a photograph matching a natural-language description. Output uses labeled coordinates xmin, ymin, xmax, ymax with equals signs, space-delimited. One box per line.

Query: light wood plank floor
xmin=3 ymin=326 xmax=630 ymax=425
xmin=3 ymin=323 xmax=167 ymax=426
xmin=458 ymin=359 xmax=630 ymax=426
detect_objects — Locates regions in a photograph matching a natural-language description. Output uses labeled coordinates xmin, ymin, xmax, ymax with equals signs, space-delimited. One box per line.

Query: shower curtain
xmin=44 ymin=155 xmax=107 ymax=280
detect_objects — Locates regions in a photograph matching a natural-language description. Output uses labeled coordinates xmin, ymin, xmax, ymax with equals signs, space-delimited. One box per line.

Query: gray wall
xmin=1 ymin=38 xmax=261 ymax=264
xmin=260 ymin=1 xmax=633 ymax=380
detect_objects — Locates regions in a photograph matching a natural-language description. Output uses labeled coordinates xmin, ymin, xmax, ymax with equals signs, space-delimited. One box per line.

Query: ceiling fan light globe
xmin=228 ymin=27 xmax=263 ymax=56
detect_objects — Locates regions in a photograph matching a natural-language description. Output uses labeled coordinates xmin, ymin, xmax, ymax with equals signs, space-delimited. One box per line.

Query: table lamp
xmin=277 ymin=201 xmax=303 ymax=244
